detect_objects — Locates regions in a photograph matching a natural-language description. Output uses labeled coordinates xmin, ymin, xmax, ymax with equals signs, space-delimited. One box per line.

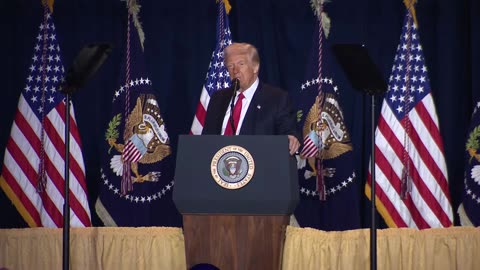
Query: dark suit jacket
xmin=202 ymin=82 xmax=299 ymax=139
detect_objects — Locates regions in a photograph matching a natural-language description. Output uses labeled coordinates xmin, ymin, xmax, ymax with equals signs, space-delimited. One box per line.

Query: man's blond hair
xmin=224 ymin=43 xmax=260 ymax=66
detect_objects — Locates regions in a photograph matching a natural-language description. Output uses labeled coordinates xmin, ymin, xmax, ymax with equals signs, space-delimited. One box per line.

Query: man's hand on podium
xmin=288 ymin=135 xmax=300 ymax=156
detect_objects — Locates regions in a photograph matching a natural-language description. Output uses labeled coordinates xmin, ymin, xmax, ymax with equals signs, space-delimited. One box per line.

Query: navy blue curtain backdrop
xmin=1 ymin=0 xmax=478 ymax=228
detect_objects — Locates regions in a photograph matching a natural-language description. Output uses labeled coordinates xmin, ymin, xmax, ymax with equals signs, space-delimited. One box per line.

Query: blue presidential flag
xmin=294 ymin=17 xmax=361 ymax=230
xmin=95 ymin=10 xmax=181 ymax=226
xmin=460 ymin=101 xmax=480 ymax=226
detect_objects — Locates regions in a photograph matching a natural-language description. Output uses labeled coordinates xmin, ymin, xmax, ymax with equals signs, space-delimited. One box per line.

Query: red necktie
xmin=224 ymin=93 xmax=244 ymax=135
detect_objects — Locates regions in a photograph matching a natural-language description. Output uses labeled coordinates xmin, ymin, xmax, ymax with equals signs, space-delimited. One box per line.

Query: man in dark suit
xmin=202 ymin=42 xmax=300 ymax=155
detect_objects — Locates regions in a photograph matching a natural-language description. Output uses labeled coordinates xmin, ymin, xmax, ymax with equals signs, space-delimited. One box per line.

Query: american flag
xmin=0 ymin=9 xmax=91 ymax=227
xmin=190 ymin=0 xmax=232 ymax=135
xmin=366 ymin=11 xmax=453 ymax=228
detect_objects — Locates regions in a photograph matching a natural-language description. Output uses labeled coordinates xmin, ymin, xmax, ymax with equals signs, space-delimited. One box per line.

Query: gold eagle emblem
xmin=300 ymin=94 xmax=353 ymax=178
xmin=107 ymin=94 xmax=171 ymax=184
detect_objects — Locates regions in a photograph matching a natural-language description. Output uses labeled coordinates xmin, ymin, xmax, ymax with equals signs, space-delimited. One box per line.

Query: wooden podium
xmin=173 ymin=135 xmax=299 ymax=270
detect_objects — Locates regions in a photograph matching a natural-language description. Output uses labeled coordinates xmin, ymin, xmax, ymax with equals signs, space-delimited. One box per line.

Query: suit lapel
xmin=216 ymin=92 xmax=232 ymax=134
xmin=240 ymin=83 xmax=264 ymax=135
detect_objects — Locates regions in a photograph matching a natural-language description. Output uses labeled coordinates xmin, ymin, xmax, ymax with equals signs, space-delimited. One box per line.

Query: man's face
xmin=225 ymin=53 xmax=259 ymax=92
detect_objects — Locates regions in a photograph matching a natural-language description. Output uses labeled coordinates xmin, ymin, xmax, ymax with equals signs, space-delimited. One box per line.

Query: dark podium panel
xmin=173 ymin=135 xmax=299 ymax=270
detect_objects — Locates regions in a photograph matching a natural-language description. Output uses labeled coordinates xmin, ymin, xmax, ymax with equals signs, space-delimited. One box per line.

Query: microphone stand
xmin=369 ymin=94 xmax=377 ymax=270
xmin=62 ymin=89 xmax=73 ymax=270
xmin=331 ymin=43 xmax=387 ymax=270
xmin=60 ymin=43 xmax=111 ymax=270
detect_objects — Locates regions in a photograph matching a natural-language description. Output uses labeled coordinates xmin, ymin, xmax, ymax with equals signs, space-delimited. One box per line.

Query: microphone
xmin=229 ymin=79 xmax=240 ymax=134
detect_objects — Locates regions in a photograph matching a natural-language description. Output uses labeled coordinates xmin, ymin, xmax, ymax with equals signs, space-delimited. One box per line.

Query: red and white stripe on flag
xmin=123 ymin=140 xmax=143 ymax=163
xmin=191 ymin=86 xmax=213 ymax=135
xmin=301 ymin=134 xmax=318 ymax=158
xmin=365 ymin=11 xmax=452 ymax=229
xmin=1 ymin=97 xmax=91 ymax=228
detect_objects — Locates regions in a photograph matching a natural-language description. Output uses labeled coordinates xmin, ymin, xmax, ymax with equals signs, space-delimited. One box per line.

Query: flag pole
xmin=369 ymin=94 xmax=377 ymax=270
xmin=330 ymin=43 xmax=387 ymax=270
xmin=62 ymin=92 xmax=72 ymax=270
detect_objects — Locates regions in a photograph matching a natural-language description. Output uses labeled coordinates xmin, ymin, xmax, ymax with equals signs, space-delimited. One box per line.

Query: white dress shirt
xmin=221 ymin=78 xmax=259 ymax=135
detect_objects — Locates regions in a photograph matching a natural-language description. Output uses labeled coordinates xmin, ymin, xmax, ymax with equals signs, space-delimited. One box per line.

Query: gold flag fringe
xmin=223 ymin=0 xmax=232 ymax=15
xmin=216 ymin=0 xmax=232 ymax=15
xmin=403 ymin=0 xmax=419 ymax=27
xmin=42 ymin=0 xmax=54 ymax=13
